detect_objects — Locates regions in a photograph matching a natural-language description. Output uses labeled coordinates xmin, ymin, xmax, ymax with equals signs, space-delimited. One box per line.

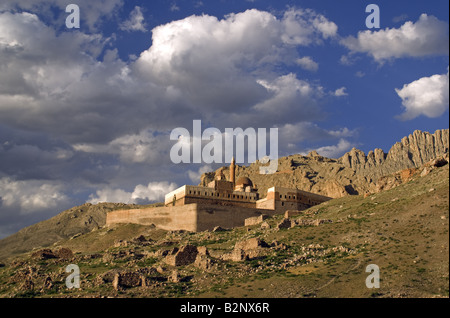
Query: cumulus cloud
xmin=296 ymin=56 xmax=319 ymax=71
xmin=251 ymin=74 xmax=324 ymax=125
xmin=135 ymin=8 xmax=337 ymax=122
xmin=120 ymin=6 xmax=147 ymax=32
xmin=73 ymin=130 xmax=172 ymax=165
xmin=333 ymin=87 xmax=348 ymax=97
xmin=187 ymin=165 xmax=213 ymax=183
xmin=0 ymin=0 xmax=124 ymax=31
xmin=302 ymin=139 xmax=355 ymax=159
xmin=0 ymin=8 xmax=338 ymax=144
xmin=0 ymin=178 xmax=69 ymax=214
xmin=281 ymin=8 xmax=338 ymax=45
xmin=88 ymin=181 xmax=178 ymax=204
xmin=341 ymin=14 xmax=449 ymax=62
xmin=395 ymin=68 xmax=449 ymax=120
xmin=278 ymin=122 xmax=356 ymax=156
xmin=0 ymin=6 xmax=348 ymax=238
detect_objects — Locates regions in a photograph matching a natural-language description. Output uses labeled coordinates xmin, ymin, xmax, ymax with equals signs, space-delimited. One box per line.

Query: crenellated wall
xmin=106 ymin=203 xmax=278 ymax=232
xmin=106 ymin=204 xmax=198 ymax=232
xmin=109 ymin=184 xmax=331 ymax=232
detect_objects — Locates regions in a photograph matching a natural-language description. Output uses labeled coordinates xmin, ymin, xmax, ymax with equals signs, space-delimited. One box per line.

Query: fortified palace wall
xmin=106 ymin=158 xmax=331 ymax=232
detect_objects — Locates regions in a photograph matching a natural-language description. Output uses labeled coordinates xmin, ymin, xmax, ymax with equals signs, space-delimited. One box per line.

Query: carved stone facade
xmin=106 ymin=158 xmax=331 ymax=232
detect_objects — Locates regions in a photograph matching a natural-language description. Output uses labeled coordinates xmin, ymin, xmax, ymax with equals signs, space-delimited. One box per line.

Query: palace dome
xmin=235 ymin=177 xmax=253 ymax=187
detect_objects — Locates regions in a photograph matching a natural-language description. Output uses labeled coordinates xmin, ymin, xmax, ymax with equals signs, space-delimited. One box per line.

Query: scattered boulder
xmin=284 ymin=210 xmax=302 ymax=218
xmin=271 ymin=241 xmax=288 ymax=250
xmin=260 ymin=221 xmax=271 ymax=230
xmin=31 ymin=249 xmax=57 ymax=260
xmin=156 ymin=265 xmax=166 ymax=274
xmin=400 ymin=168 xmax=417 ymax=182
xmin=170 ymin=270 xmax=181 ymax=283
xmin=197 ymin=246 xmax=210 ymax=256
xmin=165 ymin=245 xmax=198 ymax=266
xmin=212 ymin=226 xmax=227 ymax=232
xmin=55 ymin=248 xmax=73 ymax=260
xmin=244 ymin=215 xmax=269 ymax=226
xmin=112 ymin=271 xmax=143 ymax=290
xmin=222 ymin=238 xmax=270 ymax=262
xmin=43 ymin=276 xmax=53 ymax=289
xmin=194 ymin=255 xmax=213 ymax=270
xmin=133 ymin=235 xmax=147 ymax=244
xmin=20 ymin=279 xmax=34 ymax=292
xmin=99 ymin=269 xmax=121 ymax=284
xmin=114 ymin=240 xmax=128 ymax=248
xmin=235 ymin=238 xmax=269 ymax=250
xmin=277 ymin=218 xmax=294 ymax=229
xmin=295 ymin=219 xmax=332 ymax=227
xmin=420 ymin=167 xmax=432 ymax=177
xmin=222 ymin=248 xmax=248 ymax=262
xmin=430 ymin=157 xmax=448 ymax=168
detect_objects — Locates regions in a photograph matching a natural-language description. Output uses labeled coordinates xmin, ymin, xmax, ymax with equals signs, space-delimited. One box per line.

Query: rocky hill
xmin=0 ymin=129 xmax=447 ymax=265
xmin=0 ymin=156 xmax=447 ymax=298
xmin=0 ymin=202 xmax=162 ymax=261
xmin=200 ymin=129 xmax=449 ymax=199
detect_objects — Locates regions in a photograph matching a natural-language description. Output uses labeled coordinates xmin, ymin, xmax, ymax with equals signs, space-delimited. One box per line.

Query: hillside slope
xmin=0 ymin=203 xmax=161 ymax=261
xmin=0 ymin=129 xmax=447 ymax=264
xmin=0 ymin=157 xmax=447 ymax=298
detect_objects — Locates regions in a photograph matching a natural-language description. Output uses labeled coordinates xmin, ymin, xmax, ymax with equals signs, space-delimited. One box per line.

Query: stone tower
xmin=230 ymin=156 xmax=235 ymax=185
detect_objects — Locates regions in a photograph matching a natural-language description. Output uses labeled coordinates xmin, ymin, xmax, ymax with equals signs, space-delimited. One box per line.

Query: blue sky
xmin=0 ymin=0 xmax=448 ymax=238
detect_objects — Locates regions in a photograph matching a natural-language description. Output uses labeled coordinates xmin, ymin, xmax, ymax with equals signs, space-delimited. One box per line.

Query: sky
xmin=0 ymin=0 xmax=448 ymax=239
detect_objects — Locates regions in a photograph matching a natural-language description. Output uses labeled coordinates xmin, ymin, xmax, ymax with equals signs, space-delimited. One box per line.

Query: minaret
xmin=230 ymin=156 xmax=235 ymax=185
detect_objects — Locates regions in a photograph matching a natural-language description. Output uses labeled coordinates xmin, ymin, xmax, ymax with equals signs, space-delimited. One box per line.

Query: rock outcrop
xmin=339 ymin=129 xmax=449 ymax=176
xmin=200 ymin=129 xmax=449 ymax=199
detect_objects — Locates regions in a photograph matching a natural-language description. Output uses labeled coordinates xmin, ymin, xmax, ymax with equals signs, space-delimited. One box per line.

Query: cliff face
xmin=200 ymin=129 xmax=449 ymax=199
xmin=339 ymin=129 xmax=449 ymax=176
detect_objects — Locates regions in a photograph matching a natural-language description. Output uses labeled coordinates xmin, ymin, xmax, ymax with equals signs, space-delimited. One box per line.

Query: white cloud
xmin=296 ymin=56 xmax=319 ymax=71
xmin=341 ymin=14 xmax=449 ymax=62
xmin=333 ymin=87 xmax=348 ymax=97
xmin=0 ymin=8 xmax=339 ymax=144
xmin=277 ymin=122 xmax=356 ymax=156
xmin=170 ymin=3 xmax=180 ymax=12
xmin=252 ymin=73 xmax=324 ymax=123
xmin=306 ymin=139 xmax=354 ymax=159
xmin=187 ymin=165 xmax=213 ymax=184
xmin=0 ymin=178 xmax=68 ymax=214
xmin=120 ymin=6 xmax=147 ymax=32
xmin=73 ymin=130 xmax=171 ymax=164
xmin=88 ymin=181 xmax=178 ymax=204
xmin=392 ymin=14 xmax=408 ymax=23
xmin=0 ymin=0 xmax=124 ymax=31
xmin=134 ymin=8 xmax=336 ymax=129
xmin=395 ymin=68 xmax=449 ymax=120
xmin=281 ymin=8 xmax=337 ymax=45
xmin=0 ymin=7 xmax=349 ymax=237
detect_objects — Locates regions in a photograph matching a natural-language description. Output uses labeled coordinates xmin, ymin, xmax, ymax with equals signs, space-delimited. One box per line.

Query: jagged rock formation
xmin=200 ymin=129 xmax=449 ymax=199
xmin=339 ymin=129 xmax=449 ymax=176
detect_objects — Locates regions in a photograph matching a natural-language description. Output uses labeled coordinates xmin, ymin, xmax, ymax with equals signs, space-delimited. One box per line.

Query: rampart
xmin=106 ymin=203 xmax=279 ymax=232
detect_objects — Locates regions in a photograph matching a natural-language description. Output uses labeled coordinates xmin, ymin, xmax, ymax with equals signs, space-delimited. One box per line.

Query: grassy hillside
xmin=0 ymin=163 xmax=447 ymax=298
xmin=0 ymin=203 xmax=162 ymax=262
